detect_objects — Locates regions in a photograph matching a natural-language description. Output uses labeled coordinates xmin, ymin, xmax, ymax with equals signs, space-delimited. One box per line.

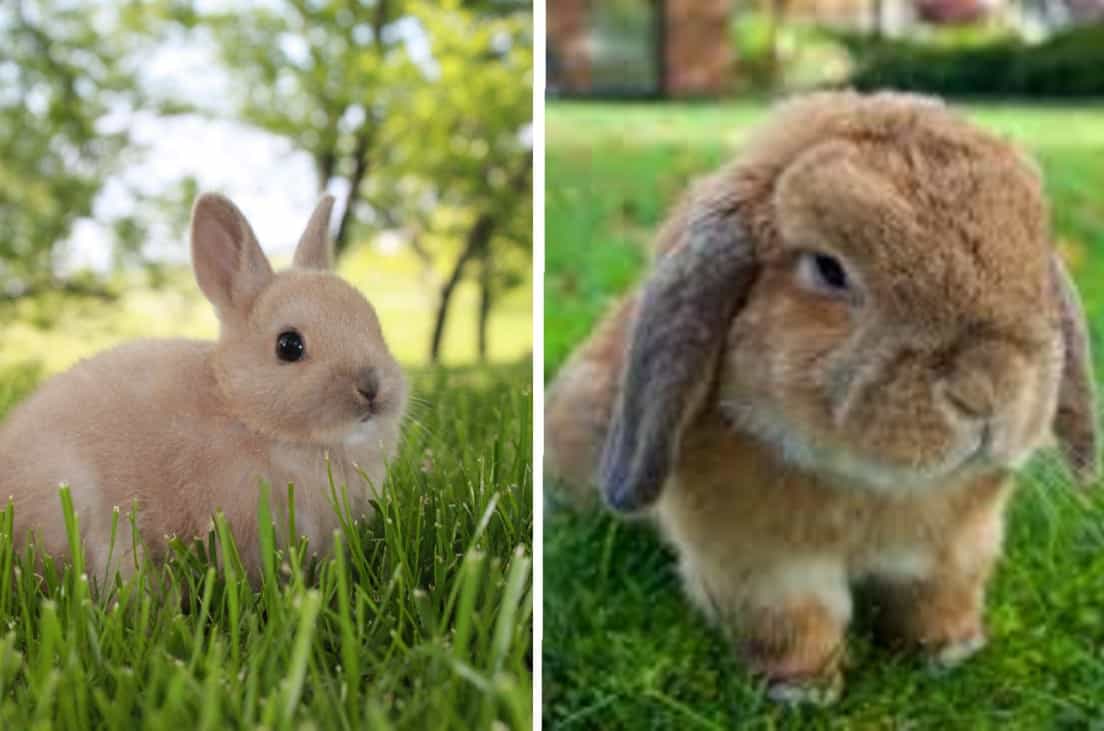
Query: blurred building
xmin=785 ymin=0 xmax=998 ymax=34
xmin=779 ymin=0 xmax=1104 ymax=34
xmin=548 ymin=0 xmax=731 ymax=97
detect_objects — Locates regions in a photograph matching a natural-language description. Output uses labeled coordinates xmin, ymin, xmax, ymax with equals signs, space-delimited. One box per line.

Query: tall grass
xmin=0 ymin=363 xmax=532 ymax=729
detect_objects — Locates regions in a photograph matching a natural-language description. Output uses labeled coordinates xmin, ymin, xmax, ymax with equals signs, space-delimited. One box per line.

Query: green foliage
xmin=0 ymin=362 xmax=42 ymax=416
xmin=391 ymin=2 xmax=533 ymax=244
xmin=842 ymin=22 xmax=1104 ymax=97
xmin=3 ymin=0 xmax=531 ymax=360
xmin=0 ymin=364 xmax=532 ymax=729
xmin=174 ymin=0 xmax=409 ymax=197
xmin=582 ymin=0 xmax=660 ymax=94
xmin=151 ymin=0 xmax=533 ymax=360
xmin=0 ymin=1 xmax=139 ymax=292
xmin=385 ymin=2 xmax=533 ymax=360
xmin=544 ymin=100 xmax=1104 ymax=727
xmin=728 ymin=13 xmax=852 ymax=93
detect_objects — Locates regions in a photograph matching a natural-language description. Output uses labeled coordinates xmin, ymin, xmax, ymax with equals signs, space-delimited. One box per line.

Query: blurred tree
xmin=0 ymin=1 xmax=138 ymax=297
xmin=163 ymin=0 xmax=532 ymax=361
xmin=388 ymin=4 xmax=532 ymax=362
xmin=871 ymin=0 xmax=884 ymax=37
xmin=762 ymin=0 xmax=791 ymax=83
xmin=161 ymin=0 xmax=411 ymax=255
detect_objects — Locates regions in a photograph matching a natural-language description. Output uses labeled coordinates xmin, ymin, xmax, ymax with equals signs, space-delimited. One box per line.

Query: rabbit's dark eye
xmin=276 ymin=331 xmax=305 ymax=362
xmin=814 ymin=254 xmax=848 ymax=290
xmin=798 ymin=251 xmax=852 ymax=296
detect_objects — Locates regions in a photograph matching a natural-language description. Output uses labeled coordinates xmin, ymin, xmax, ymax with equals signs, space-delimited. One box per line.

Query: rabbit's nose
xmin=940 ymin=339 xmax=1021 ymax=421
xmin=356 ymin=367 xmax=380 ymax=403
xmin=942 ymin=372 xmax=995 ymax=420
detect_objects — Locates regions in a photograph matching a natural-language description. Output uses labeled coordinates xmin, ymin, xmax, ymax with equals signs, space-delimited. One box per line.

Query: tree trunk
xmin=332 ymin=0 xmax=390 ymax=256
xmin=430 ymin=213 xmax=495 ymax=363
xmin=373 ymin=0 xmax=389 ymax=40
xmin=477 ymin=247 xmax=492 ymax=361
xmin=871 ymin=0 xmax=884 ymax=38
xmin=334 ymin=127 xmax=373 ymax=255
xmin=429 ymin=155 xmax=529 ymax=362
xmin=314 ymin=116 xmax=338 ymax=192
xmin=316 ymin=148 xmax=336 ymax=194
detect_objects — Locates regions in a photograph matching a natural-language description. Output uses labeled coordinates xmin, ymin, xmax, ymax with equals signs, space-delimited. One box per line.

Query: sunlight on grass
xmin=0 ymin=243 xmax=531 ymax=376
xmin=548 ymin=99 xmax=1104 ymax=152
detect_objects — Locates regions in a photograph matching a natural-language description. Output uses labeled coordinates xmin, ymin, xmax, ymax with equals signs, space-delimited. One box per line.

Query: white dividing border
xmin=531 ymin=0 xmax=546 ymax=728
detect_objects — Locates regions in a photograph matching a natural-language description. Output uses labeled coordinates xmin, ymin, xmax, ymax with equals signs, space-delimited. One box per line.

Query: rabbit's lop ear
xmin=1050 ymin=254 xmax=1100 ymax=485
xmin=191 ymin=193 xmax=273 ymax=319
xmin=599 ymin=192 xmax=758 ymax=513
xmin=293 ymin=194 xmax=336 ymax=270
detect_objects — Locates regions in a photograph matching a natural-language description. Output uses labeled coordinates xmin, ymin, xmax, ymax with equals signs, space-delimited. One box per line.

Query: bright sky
xmin=63 ymin=6 xmax=438 ymax=274
xmin=60 ymin=3 xmax=529 ymax=276
xmin=63 ymin=27 xmax=321 ymax=275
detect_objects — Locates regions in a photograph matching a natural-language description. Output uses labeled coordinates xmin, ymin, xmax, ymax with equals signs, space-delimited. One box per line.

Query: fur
xmin=544 ymin=91 xmax=1099 ymax=700
xmin=0 ymin=194 xmax=408 ymax=584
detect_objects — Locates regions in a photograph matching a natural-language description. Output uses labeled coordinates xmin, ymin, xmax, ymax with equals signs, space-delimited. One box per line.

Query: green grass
xmin=544 ymin=99 xmax=1104 ymax=728
xmin=0 ymin=362 xmax=533 ymax=729
xmin=0 ymin=241 xmax=531 ymax=375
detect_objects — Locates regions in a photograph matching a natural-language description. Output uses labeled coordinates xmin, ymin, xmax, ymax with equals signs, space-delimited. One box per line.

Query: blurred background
xmin=0 ymin=0 xmax=532 ymax=382
xmin=548 ymin=0 xmax=1103 ymax=98
xmin=544 ymin=3 xmax=1104 ymax=728
xmin=545 ymin=0 xmax=1104 ymax=376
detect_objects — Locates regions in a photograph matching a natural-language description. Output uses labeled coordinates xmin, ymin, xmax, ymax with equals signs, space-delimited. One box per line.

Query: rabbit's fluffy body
xmin=661 ymin=416 xmax=1008 ymax=683
xmin=545 ymin=92 xmax=1098 ymax=701
xmin=1 ymin=195 xmax=407 ymax=582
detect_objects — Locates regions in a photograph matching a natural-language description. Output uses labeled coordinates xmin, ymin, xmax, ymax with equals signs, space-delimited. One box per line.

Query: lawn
xmin=0 ymin=261 xmax=533 ymax=727
xmin=544 ymin=99 xmax=1104 ymax=729
xmin=0 ymin=242 xmax=532 ymax=376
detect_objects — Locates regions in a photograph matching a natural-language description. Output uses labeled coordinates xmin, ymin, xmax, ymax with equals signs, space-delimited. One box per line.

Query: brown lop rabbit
xmin=544 ymin=91 xmax=1099 ymax=704
xmin=0 ymin=194 xmax=408 ymax=584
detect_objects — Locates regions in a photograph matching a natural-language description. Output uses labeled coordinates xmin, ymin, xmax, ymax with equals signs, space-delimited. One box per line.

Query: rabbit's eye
xmin=798 ymin=251 xmax=851 ymax=295
xmin=813 ymin=254 xmax=847 ymax=289
xmin=276 ymin=331 xmax=305 ymax=362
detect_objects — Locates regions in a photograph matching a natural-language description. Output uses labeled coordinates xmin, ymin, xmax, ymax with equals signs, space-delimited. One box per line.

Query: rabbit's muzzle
xmin=356 ymin=367 xmax=381 ymax=414
xmin=933 ymin=335 xmax=1055 ymax=474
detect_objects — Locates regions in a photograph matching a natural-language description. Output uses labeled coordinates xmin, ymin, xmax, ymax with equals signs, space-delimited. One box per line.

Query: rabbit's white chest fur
xmin=657 ymin=420 xmax=1011 ymax=631
xmin=0 ymin=339 xmax=400 ymax=582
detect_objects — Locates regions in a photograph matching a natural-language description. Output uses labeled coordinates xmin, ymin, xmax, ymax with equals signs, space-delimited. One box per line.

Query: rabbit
xmin=0 ymin=193 xmax=408 ymax=586
xmin=544 ymin=91 xmax=1099 ymax=704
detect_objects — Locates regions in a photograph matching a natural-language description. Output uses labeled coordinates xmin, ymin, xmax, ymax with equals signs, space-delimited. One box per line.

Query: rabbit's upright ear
xmin=599 ymin=190 xmax=758 ymax=512
xmin=191 ymin=193 xmax=274 ymax=320
xmin=1050 ymin=255 xmax=1100 ymax=485
xmin=293 ymin=195 xmax=336 ymax=270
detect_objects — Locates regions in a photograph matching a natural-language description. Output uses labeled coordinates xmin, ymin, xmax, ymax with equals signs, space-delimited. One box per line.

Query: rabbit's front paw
xmin=872 ymin=566 xmax=990 ymax=664
xmin=741 ymin=597 xmax=848 ymax=705
xmin=766 ymin=671 xmax=843 ymax=706
xmin=928 ymin=632 xmax=987 ymax=672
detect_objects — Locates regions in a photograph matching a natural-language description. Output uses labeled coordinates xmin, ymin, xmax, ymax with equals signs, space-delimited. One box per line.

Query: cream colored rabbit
xmin=0 ymin=193 xmax=408 ymax=583
xmin=545 ymin=91 xmax=1098 ymax=703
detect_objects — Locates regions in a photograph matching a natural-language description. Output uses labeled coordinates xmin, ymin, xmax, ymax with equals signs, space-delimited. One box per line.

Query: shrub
xmin=841 ymin=23 xmax=1104 ymax=97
